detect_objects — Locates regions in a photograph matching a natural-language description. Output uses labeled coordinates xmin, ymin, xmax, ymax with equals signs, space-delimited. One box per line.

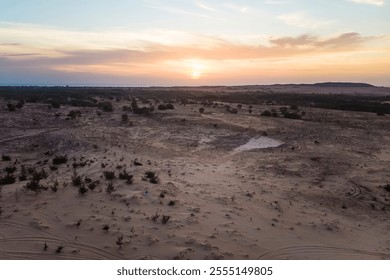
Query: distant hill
xmin=313 ymin=82 xmax=375 ymax=87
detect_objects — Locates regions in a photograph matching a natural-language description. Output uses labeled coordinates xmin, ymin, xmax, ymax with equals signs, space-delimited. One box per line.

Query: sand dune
xmin=0 ymin=94 xmax=389 ymax=259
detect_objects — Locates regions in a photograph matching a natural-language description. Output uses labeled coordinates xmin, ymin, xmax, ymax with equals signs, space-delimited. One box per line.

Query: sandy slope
xmin=0 ymin=98 xmax=389 ymax=260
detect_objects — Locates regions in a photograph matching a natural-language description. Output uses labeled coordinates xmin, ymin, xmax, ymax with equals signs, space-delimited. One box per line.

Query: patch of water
xmin=234 ymin=136 xmax=283 ymax=152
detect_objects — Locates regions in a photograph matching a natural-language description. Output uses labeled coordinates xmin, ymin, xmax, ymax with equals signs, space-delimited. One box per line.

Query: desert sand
xmin=0 ymin=86 xmax=389 ymax=260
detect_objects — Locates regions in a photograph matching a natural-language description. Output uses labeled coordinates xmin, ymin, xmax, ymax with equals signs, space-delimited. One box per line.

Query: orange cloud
xmin=1 ymin=30 xmax=389 ymax=85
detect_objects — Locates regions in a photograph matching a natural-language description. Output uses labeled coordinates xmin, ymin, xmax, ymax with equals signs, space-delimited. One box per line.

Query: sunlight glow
xmin=188 ymin=59 xmax=206 ymax=80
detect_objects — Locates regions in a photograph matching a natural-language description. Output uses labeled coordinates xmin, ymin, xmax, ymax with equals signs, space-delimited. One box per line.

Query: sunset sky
xmin=0 ymin=0 xmax=389 ymax=86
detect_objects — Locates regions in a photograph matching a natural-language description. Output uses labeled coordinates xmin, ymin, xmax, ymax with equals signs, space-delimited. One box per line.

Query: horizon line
xmin=0 ymin=82 xmax=388 ymax=88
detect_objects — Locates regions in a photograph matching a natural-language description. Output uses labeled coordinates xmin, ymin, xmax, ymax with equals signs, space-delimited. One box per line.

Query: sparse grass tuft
xmin=71 ymin=173 xmax=83 ymax=187
xmin=119 ymin=170 xmax=133 ymax=181
xmin=75 ymin=219 xmax=82 ymax=227
xmin=126 ymin=177 xmax=134 ymax=185
xmin=78 ymin=184 xmax=88 ymax=195
xmin=151 ymin=213 xmax=160 ymax=222
xmin=19 ymin=165 xmax=27 ymax=181
xmin=52 ymin=155 xmax=68 ymax=165
xmin=51 ymin=180 xmax=59 ymax=192
xmin=105 ymin=181 xmax=115 ymax=193
xmin=103 ymin=170 xmax=116 ymax=180
xmin=2 ymin=155 xmax=11 ymax=161
xmin=4 ymin=165 xmax=17 ymax=174
xmin=84 ymin=176 xmax=92 ymax=183
xmin=121 ymin=114 xmax=129 ymax=122
xmin=87 ymin=180 xmax=100 ymax=190
xmin=161 ymin=215 xmax=170 ymax=224
xmin=32 ymin=169 xmax=48 ymax=181
xmin=149 ymin=176 xmax=159 ymax=184
xmin=144 ymin=170 xmax=159 ymax=184
xmin=0 ymin=174 xmax=16 ymax=185
xmin=144 ymin=170 xmax=155 ymax=178
xmin=23 ymin=179 xmax=46 ymax=193
xmin=27 ymin=167 xmax=35 ymax=174
xmin=49 ymin=165 xmax=58 ymax=171
xmin=116 ymin=234 xmax=123 ymax=246
xmin=55 ymin=246 xmax=64 ymax=253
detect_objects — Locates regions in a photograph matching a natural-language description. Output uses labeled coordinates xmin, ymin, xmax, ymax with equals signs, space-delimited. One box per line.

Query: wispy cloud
xmin=1 ymin=24 xmax=379 ymax=64
xmin=0 ymin=22 xmax=227 ymax=53
xmin=347 ymin=0 xmax=385 ymax=6
xmin=277 ymin=11 xmax=333 ymax=29
xmin=195 ymin=1 xmax=217 ymax=12
xmin=269 ymin=33 xmax=373 ymax=50
xmin=1 ymin=20 xmax=388 ymax=85
xmin=223 ymin=3 xmax=249 ymax=13
xmin=265 ymin=0 xmax=289 ymax=5
xmin=142 ymin=0 xmax=213 ymax=19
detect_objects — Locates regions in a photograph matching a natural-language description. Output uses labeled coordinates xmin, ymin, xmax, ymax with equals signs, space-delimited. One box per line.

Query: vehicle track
xmin=257 ymin=245 xmax=390 ymax=260
xmin=0 ymin=128 xmax=63 ymax=144
xmin=0 ymin=236 xmax=122 ymax=259
xmin=345 ymin=180 xmax=368 ymax=198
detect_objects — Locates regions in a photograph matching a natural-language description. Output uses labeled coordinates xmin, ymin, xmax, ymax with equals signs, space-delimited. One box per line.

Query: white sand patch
xmin=234 ymin=136 xmax=283 ymax=152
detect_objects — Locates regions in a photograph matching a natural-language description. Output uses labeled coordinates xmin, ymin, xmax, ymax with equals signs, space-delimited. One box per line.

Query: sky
xmin=0 ymin=0 xmax=389 ymax=86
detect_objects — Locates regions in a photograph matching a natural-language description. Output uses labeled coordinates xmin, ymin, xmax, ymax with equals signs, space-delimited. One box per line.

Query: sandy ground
xmin=0 ymin=97 xmax=389 ymax=260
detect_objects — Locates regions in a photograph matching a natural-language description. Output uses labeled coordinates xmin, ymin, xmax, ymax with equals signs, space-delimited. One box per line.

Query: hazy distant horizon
xmin=0 ymin=81 xmax=389 ymax=88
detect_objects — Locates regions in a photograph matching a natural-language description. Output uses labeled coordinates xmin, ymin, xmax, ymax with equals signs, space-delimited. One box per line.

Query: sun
xmin=188 ymin=60 xmax=205 ymax=80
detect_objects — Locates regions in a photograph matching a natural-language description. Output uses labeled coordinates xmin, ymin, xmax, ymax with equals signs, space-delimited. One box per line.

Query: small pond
xmin=234 ymin=136 xmax=283 ymax=152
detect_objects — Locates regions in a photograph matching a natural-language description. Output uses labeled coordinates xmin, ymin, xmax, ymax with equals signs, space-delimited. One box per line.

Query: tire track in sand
xmin=0 ymin=236 xmax=122 ymax=259
xmin=257 ymin=245 xmax=390 ymax=260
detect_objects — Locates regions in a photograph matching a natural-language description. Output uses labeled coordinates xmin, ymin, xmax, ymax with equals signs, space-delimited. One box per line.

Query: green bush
xmin=52 ymin=155 xmax=68 ymax=165
xmin=24 ymin=179 xmax=47 ymax=192
xmin=67 ymin=110 xmax=81 ymax=119
xmin=32 ymin=169 xmax=48 ymax=181
xmin=158 ymin=104 xmax=174 ymax=110
xmin=98 ymin=101 xmax=114 ymax=112
xmin=7 ymin=104 xmax=16 ymax=111
xmin=2 ymin=155 xmax=11 ymax=161
xmin=261 ymin=110 xmax=272 ymax=117
xmin=15 ymin=102 xmax=24 ymax=109
xmin=284 ymin=112 xmax=302 ymax=119
xmin=122 ymin=114 xmax=129 ymax=122
xmin=0 ymin=174 xmax=16 ymax=185
xmin=51 ymin=102 xmax=61 ymax=109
